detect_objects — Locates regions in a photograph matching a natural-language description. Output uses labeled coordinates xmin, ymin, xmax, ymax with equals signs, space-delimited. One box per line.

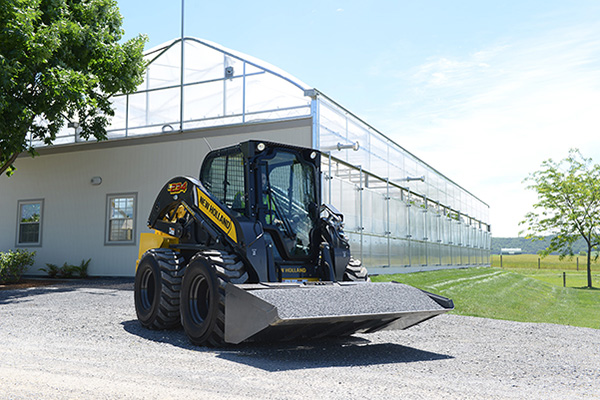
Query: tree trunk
xmin=587 ymin=245 xmax=593 ymax=288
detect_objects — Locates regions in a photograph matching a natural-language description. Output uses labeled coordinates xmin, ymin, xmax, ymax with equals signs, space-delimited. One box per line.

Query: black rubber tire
xmin=180 ymin=250 xmax=247 ymax=346
xmin=134 ymin=248 xmax=184 ymax=330
xmin=343 ymin=258 xmax=370 ymax=282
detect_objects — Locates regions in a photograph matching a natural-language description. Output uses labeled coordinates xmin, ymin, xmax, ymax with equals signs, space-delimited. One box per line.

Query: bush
xmin=0 ymin=249 xmax=36 ymax=284
xmin=41 ymin=263 xmax=60 ymax=278
xmin=77 ymin=258 xmax=90 ymax=278
xmin=40 ymin=258 xmax=91 ymax=279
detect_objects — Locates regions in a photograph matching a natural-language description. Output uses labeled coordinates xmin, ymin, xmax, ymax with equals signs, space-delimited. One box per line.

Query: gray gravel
xmin=1 ymin=279 xmax=599 ymax=399
xmin=251 ymin=282 xmax=445 ymax=318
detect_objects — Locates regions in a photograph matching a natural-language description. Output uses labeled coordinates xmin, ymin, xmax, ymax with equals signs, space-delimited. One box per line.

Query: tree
xmin=521 ymin=149 xmax=600 ymax=288
xmin=0 ymin=0 xmax=147 ymax=176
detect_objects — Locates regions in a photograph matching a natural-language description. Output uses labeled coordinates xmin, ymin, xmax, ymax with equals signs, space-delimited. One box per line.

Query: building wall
xmin=0 ymin=119 xmax=312 ymax=277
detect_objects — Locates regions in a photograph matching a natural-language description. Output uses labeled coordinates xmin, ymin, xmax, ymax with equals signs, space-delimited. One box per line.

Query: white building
xmin=0 ymin=38 xmax=491 ymax=277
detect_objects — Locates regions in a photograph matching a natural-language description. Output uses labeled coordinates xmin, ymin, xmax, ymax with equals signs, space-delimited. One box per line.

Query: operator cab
xmin=200 ymin=141 xmax=321 ymax=264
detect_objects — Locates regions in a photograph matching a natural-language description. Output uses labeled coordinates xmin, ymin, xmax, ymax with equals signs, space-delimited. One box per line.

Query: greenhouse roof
xmin=144 ymin=37 xmax=312 ymax=92
xmin=36 ymin=37 xmax=488 ymax=223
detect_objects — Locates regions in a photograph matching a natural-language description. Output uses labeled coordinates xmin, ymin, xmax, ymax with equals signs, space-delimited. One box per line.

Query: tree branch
xmin=0 ymin=152 xmax=21 ymax=177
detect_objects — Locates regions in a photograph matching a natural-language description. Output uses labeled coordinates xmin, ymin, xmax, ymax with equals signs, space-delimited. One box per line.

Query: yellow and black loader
xmin=134 ymin=140 xmax=453 ymax=346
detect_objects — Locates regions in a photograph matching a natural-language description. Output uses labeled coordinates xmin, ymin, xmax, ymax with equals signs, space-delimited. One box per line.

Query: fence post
xmin=563 ymin=272 xmax=566 ymax=288
xmin=538 ymin=258 xmax=540 ymax=269
xmin=577 ymin=257 xmax=579 ymax=271
xmin=500 ymin=254 xmax=503 ymax=268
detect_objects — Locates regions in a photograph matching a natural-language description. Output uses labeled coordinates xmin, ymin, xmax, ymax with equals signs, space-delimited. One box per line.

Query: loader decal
xmin=168 ymin=181 xmax=188 ymax=195
xmin=196 ymin=187 xmax=237 ymax=243
xmin=283 ymin=267 xmax=307 ymax=273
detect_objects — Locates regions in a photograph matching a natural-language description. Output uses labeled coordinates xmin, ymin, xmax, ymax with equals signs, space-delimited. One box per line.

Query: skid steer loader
xmin=134 ymin=140 xmax=453 ymax=346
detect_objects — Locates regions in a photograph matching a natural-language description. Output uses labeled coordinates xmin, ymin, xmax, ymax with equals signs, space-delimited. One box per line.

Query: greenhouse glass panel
xmin=411 ymin=241 xmax=426 ymax=266
xmin=245 ymin=73 xmax=309 ymax=118
xmin=441 ymin=244 xmax=451 ymax=265
xmin=390 ymin=198 xmax=408 ymax=239
xmin=391 ymin=238 xmax=410 ymax=266
xmin=428 ymin=212 xmax=440 ymax=243
xmin=450 ymin=246 xmax=458 ymax=265
xmin=223 ymin=77 xmax=245 ymax=117
xmin=127 ymin=87 xmax=180 ymax=133
xmin=328 ymin=176 xmax=343 ymax=210
xmin=411 ymin=207 xmax=426 ymax=242
xmin=388 ymin=147 xmax=405 ymax=182
xmin=369 ymin=135 xmax=390 ymax=179
xmin=144 ymin=42 xmax=181 ymax=90
xmin=479 ymin=228 xmax=485 ymax=249
xmin=339 ymin=179 xmax=360 ymax=232
xmin=439 ymin=216 xmax=448 ymax=244
xmin=412 ymin=163 xmax=428 ymax=198
xmin=404 ymin=155 xmax=418 ymax=178
xmin=184 ymin=40 xmax=224 ymax=83
xmin=429 ymin=242 xmax=442 ymax=266
xmin=318 ymin=102 xmax=347 ymax=144
xmin=371 ymin=235 xmax=388 ymax=267
xmin=371 ymin=190 xmax=387 ymax=236
xmin=461 ymin=224 xmax=470 ymax=247
xmin=362 ymin=189 xmax=373 ymax=233
xmin=184 ymin=81 xmax=224 ymax=121
xmin=361 ymin=235 xmax=372 ymax=268
xmin=106 ymin=96 xmax=127 ymax=138
xmin=452 ymin=221 xmax=461 ymax=246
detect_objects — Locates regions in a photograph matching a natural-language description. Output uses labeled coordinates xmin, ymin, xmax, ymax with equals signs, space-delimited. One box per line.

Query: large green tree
xmin=0 ymin=0 xmax=147 ymax=176
xmin=521 ymin=149 xmax=600 ymax=288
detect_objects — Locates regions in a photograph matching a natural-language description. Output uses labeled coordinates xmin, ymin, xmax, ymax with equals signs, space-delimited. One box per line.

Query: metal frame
xmin=321 ymin=152 xmax=491 ymax=270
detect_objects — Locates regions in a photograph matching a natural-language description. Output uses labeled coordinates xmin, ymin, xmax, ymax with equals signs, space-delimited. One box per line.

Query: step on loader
xmin=134 ymin=140 xmax=453 ymax=346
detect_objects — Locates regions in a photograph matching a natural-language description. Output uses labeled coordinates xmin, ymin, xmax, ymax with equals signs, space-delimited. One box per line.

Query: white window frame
xmin=105 ymin=193 xmax=137 ymax=245
xmin=16 ymin=199 xmax=44 ymax=247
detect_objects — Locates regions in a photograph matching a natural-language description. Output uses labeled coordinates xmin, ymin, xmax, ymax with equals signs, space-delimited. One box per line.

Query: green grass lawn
xmin=372 ymin=267 xmax=600 ymax=329
xmin=516 ymin=268 xmax=600 ymax=288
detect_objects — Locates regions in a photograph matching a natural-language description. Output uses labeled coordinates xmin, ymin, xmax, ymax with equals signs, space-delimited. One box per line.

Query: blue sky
xmin=119 ymin=1 xmax=600 ymax=237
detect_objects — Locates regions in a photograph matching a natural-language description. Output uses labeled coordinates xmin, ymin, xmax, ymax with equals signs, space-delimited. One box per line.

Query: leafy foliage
xmin=0 ymin=0 xmax=147 ymax=176
xmin=0 ymin=249 xmax=36 ymax=283
xmin=40 ymin=258 xmax=90 ymax=279
xmin=521 ymin=149 xmax=600 ymax=287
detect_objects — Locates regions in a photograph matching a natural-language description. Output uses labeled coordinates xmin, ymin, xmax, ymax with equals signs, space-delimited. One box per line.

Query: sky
xmin=118 ymin=0 xmax=600 ymax=237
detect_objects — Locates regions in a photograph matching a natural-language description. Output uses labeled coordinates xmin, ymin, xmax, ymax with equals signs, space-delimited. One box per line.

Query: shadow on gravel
xmin=216 ymin=340 xmax=453 ymax=371
xmin=0 ymin=286 xmax=75 ymax=305
xmin=121 ymin=320 xmax=197 ymax=350
xmin=0 ymin=278 xmax=134 ymax=305
xmin=121 ymin=319 xmax=453 ymax=371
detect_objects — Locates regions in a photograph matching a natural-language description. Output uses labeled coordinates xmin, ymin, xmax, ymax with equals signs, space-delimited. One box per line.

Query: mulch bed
xmin=0 ymin=279 xmax=58 ymax=290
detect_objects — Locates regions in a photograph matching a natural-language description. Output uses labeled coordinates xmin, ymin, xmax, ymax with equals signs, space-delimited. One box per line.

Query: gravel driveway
xmin=1 ymin=279 xmax=598 ymax=399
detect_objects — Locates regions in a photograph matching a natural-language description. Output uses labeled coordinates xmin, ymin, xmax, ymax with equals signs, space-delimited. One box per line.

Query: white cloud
xmin=386 ymin=22 xmax=600 ymax=237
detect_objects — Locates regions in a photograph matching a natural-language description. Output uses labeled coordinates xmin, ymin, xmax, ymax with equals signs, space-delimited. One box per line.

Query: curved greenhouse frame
xmin=37 ymin=37 xmax=491 ymax=273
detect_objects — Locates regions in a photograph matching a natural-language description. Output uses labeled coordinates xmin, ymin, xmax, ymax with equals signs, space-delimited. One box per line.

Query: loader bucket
xmin=223 ymin=281 xmax=453 ymax=344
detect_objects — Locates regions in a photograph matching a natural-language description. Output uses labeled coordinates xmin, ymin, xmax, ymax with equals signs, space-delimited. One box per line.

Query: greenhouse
xmin=27 ymin=37 xmax=491 ymax=274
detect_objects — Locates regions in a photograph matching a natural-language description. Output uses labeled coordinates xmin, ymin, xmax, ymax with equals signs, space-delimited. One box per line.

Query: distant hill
xmin=491 ymin=237 xmax=589 ymax=255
